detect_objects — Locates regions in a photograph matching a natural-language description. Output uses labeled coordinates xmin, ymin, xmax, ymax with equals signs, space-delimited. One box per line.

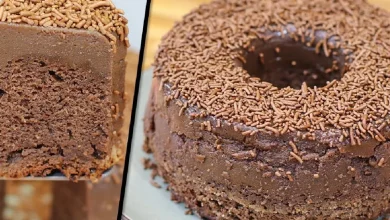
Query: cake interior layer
xmin=0 ymin=23 xmax=128 ymax=179
xmin=0 ymin=57 xmax=112 ymax=178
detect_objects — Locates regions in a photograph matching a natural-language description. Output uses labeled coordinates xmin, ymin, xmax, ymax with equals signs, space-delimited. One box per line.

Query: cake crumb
xmin=150 ymin=180 xmax=161 ymax=189
xmin=262 ymin=172 xmax=272 ymax=178
xmin=142 ymin=158 xmax=157 ymax=170
xmin=286 ymin=172 xmax=294 ymax=182
xmin=151 ymin=168 xmax=158 ymax=180
xmin=185 ymin=209 xmax=193 ymax=215
xmin=143 ymin=142 xmax=152 ymax=153
xmin=225 ymin=160 xmax=233 ymax=170
xmin=368 ymin=157 xmax=377 ymax=167
xmin=142 ymin=158 xmax=152 ymax=169
xmin=222 ymin=171 xmax=229 ymax=178
xmin=195 ymin=154 xmax=206 ymax=163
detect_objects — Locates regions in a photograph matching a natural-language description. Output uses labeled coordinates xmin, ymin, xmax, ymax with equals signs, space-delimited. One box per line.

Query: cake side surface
xmin=0 ymin=22 xmax=127 ymax=180
xmin=145 ymin=77 xmax=390 ymax=219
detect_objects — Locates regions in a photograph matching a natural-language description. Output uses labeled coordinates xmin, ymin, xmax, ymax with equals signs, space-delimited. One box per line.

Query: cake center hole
xmin=240 ymin=38 xmax=345 ymax=89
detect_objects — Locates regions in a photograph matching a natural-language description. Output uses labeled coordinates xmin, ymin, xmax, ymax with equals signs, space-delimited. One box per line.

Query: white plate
xmin=123 ymin=69 xmax=197 ymax=220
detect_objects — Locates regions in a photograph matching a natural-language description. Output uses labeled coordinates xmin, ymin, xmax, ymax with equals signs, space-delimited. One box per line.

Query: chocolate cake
xmin=0 ymin=0 xmax=129 ymax=180
xmin=144 ymin=0 xmax=390 ymax=219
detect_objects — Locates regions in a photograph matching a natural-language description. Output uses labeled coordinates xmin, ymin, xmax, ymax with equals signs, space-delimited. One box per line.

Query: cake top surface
xmin=0 ymin=0 xmax=129 ymax=47
xmin=154 ymin=0 xmax=390 ymax=145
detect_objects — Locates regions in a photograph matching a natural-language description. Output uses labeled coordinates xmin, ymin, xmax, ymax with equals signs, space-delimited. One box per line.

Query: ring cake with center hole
xmin=0 ymin=0 xmax=129 ymax=181
xmin=144 ymin=0 xmax=390 ymax=219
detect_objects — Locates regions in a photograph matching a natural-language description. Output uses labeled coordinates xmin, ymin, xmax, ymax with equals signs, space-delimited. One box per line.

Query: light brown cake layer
xmin=0 ymin=23 xmax=127 ymax=180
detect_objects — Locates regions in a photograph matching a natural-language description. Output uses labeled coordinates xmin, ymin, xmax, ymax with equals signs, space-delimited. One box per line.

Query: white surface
xmin=123 ymin=69 xmax=197 ymax=220
xmin=113 ymin=0 xmax=148 ymax=52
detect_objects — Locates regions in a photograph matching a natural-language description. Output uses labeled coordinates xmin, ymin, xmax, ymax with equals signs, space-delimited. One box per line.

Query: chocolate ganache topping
xmin=154 ymin=0 xmax=390 ymax=151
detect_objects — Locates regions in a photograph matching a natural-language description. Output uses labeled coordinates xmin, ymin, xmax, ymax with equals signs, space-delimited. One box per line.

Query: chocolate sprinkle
xmin=0 ymin=0 xmax=129 ymax=48
xmin=154 ymin=0 xmax=390 ymax=146
xmin=231 ymin=149 xmax=257 ymax=160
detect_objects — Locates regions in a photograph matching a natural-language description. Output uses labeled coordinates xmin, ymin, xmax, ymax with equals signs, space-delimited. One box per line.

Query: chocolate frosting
xmin=145 ymin=77 xmax=390 ymax=219
xmin=146 ymin=0 xmax=390 ymax=218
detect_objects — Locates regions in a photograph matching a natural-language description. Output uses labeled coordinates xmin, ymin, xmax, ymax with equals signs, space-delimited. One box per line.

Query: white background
xmin=113 ymin=0 xmax=148 ymax=52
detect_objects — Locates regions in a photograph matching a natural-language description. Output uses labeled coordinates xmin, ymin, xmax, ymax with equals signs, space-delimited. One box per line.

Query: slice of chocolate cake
xmin=0 ymin=0 xmax=129 ymax=181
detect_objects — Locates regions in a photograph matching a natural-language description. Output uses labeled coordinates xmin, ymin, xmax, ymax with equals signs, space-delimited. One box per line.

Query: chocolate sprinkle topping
xmin=0 ymin=0 xmax=129 ymax=48
xmin=154 ymin=0 xmax=390 ymax=146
